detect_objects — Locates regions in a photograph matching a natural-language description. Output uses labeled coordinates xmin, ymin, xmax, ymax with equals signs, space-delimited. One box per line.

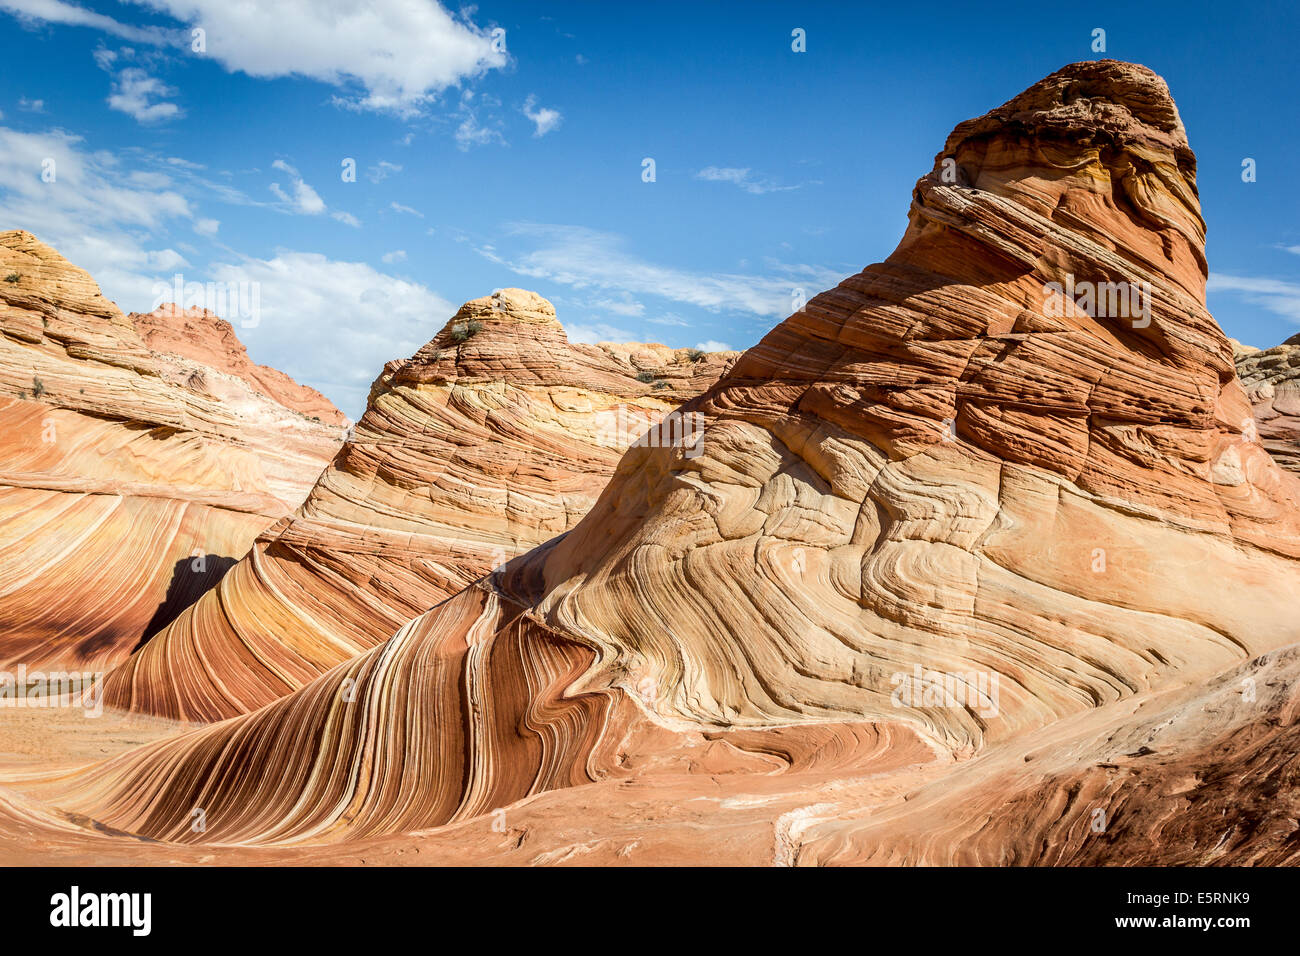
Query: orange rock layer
xmin=4 ymin=62 xmax=1298 ymax=865
xmin=131 ymin=304 xmax=347 ymax=427
xmin=0 ymin=231 xmax=343 ymax=671
xmin=100 ymin=290 xmax=732 ymax=720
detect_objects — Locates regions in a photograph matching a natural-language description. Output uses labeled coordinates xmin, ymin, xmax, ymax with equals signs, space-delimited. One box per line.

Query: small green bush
xmin=3 ymin=273 xmax=20 ymax=284
xmin=31 ymin=376 xmax=46 ymax=399
xmin=449 ymin=320 xmax=484 ymax=343
xmin=685 ymin=348 xmax=706 ymax=362
xmin=635 ymin=370 xmax=655 ymax=384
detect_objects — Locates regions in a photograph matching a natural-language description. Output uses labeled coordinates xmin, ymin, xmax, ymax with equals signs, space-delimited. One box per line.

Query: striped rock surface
xmin=11 ymin=61 xmax=1300 ymax=863
xmin=1237 ymin=335 xmax=1300 ymax=473
xmin=101 ymin=290 xmax=734 ymax=720
xmin=0 ymin=231 xmax=343 ymax=671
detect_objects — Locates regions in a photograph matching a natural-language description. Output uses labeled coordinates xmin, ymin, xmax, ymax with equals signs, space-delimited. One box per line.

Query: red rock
xmin=7 ymin=62 xmax=1300 ymax=867
xmin=101 ymin=289 xmax=732 ymax=720
xmin=0 ymin=231 xmax=342 ymax=671
xmin=130 ymin=304 xmax=347 ymax=427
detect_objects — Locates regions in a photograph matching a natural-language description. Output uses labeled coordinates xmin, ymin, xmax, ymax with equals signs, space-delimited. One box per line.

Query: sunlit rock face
xmin=130 ymin=304 xmax=348 ymax=429
xmin=101 ymin=289 xmax=734 ymax=721
xmin=12 ymin=62 xmax=1300 ymax=864
xmin=517 ymin=59 xmax=1300 ymax=752
xmin=0 ymin=231 xmax=342 ymax=671
xmin=1237 ymin=335 xmax=1300 ymax=474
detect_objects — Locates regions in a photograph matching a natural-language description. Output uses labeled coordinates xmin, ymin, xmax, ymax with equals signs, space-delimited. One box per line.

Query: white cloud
xmin=696 ymin=340 xmax=731 ymax=352
xmin=107 ymin=67 xmax=181 ymax=123
xmin=566 ymin=321 xmax=635 ymax=344
xmin=1 ymin=0 xmax=508 ymax=116
xmin=1208 ymin=272 xmax=1300 ymax=323
xmin=331 ymin=210 xmax=360 ymax=227
xmin=590 ymin=295 xmax=644 ymax=317
xmin=194 ymin=217 xmax=219 ymax=236
xmin=207 ymin=251 xmax=455 ymax=416
xmin=0 ymin=0 xmax=176 ymax=44
xmin=455 ymin=111 xmax=506 ymax=150
xmin=269 ymin=159 xmax=326 ymax=215
xmin=18 ymin=97 xmax=44 ymax=112
xmin=695 ymin=166 xmax=801 ymax=195
xmin=476 ymin=222 xmax=847 ymax=318
xmin=522 ymin=94 xmax=562 ymax=137
xmin=389 ymin=201 xmax=423 ymax=218
xmin=0 ymin=125 xmax=193 ymax=307
xmin=367 ymin=160 xmax=401 ymax=183
xmin=381 ymin=249 xmax=406 ymax=263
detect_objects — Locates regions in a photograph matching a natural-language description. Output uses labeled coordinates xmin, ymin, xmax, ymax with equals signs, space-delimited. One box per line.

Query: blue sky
xmin=1 ymin=0 xmax=1298 ymax=417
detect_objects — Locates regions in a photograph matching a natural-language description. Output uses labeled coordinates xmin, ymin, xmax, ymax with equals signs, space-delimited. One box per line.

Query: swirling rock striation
xmin=0 ymin=231 xmax=343 ymax=671
xmin=9 ymin=62 xmax=1300 ymax=863
xmin=102 ymin=290 xmax=732 ymax=720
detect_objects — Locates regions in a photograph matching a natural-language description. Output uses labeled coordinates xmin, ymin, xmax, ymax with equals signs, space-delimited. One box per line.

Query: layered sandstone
xmin=131 ymin=304 xmax=347 ymax=427
xmin=0 ymin=231 xmax=342 ymax=670
xmin=1236 ymin=334 xmax=1300 ymax=473
xmin=101 ymin=290 xmax=731 ymax=720
xmin=8 ymin=61 xmax=1300 ymax=864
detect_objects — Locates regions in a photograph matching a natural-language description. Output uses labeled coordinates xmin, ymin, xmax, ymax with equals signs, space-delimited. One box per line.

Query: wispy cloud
xmin=455 ymin=112 xmax=506 ymax=150
xmin=2 ymin=0 xmax=508 ymax=117
xmin=367 ymin=160 xmax=402 ymax=183
xmin=522 ymin=94 xmax=562 ymax=137
xmin=0 ymin=0 xmax=177 ymax=44
xmin=208 ymin=251 xmax=454 ymax=416
xmin=107 ymin=67 xmax=182 ymax=124
xmin=390 ymin=201 xmax=423 ymax=218
xmin=695 ymin=166 xmax=806 ymax=195
xmin=1208 ymin=272 xmax=1300 ymax=323
xmin=0 ymin=125 xmax=194 ymax=306
xmin=475 ymin=222 xmax=847 ymax=318
xmin=565 ymin=321 xmax=636 ymax=344
xmin=269 ymin=159 xmax=325 ymax=214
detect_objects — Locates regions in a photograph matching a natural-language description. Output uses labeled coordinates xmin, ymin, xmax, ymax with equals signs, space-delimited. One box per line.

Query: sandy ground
xmin=0 ymin=645 xmax=1296 ymax=866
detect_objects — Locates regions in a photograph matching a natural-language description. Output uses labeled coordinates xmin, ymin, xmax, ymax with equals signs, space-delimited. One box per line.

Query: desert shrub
xmin=635 ymin=370 xmax=655 ymax=384
xmin=4 ymin=273 xmax=20 ymax=284
xmin=449 ymin=320 xmax=484 ymax=343
xmin=32 ymin=376 xmax=46 ymax=399
xmin=685 ymin=348 xmax=706 ymax=362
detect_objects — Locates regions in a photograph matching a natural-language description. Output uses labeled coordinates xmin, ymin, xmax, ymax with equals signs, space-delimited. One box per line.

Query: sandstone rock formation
xmin=0 ymin=231 xmax=343 ymax=670
xmin=101 ymin=290 xmax=733 ymax=720
xmin=1236 ymin=334 xmax=1300 ymax=473
xmin=131 ymin=304 xmax=347 ymax=427
xmin=5 ymin=61 xmax=1299 ymax=866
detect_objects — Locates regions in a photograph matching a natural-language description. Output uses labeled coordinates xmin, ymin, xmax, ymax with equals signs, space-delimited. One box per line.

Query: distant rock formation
xmin=101 ymin=289 xmax=733 ymax=720
xmin=0 ymin=231 xmax=343 ymax=670
xmin=1236 ymin=336 xmax=1300 ymax=473
xmin=131 ymin=304 xmax=347 ymax=427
